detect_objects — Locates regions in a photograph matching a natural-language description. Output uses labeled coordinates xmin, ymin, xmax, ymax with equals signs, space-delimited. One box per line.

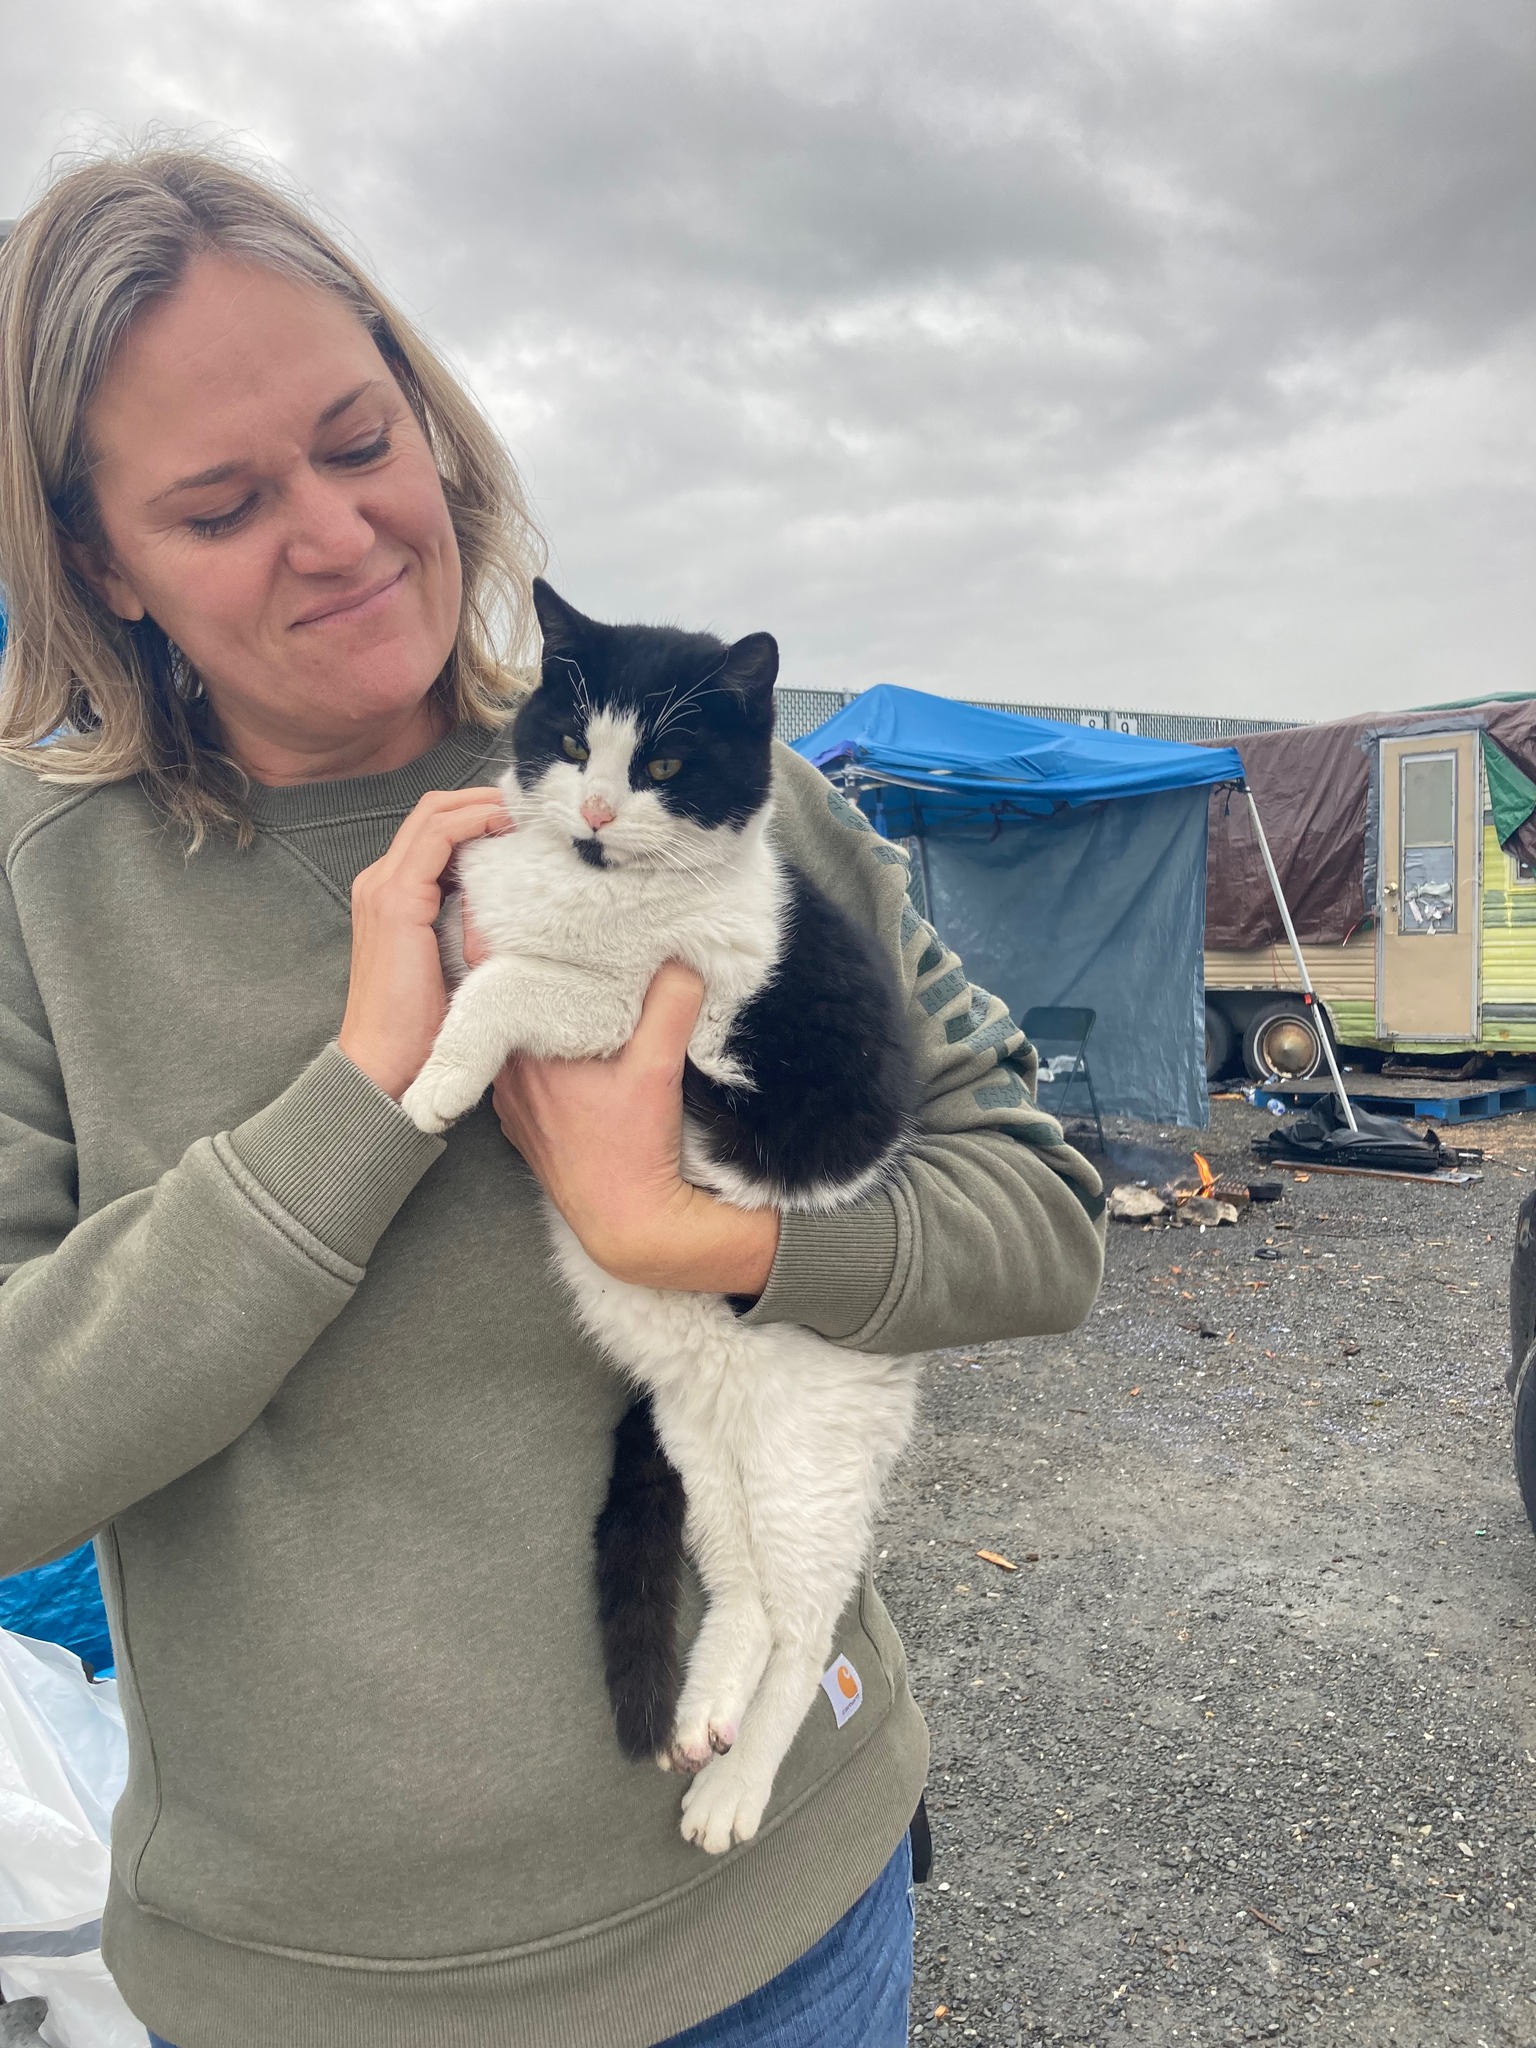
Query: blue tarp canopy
xmin=793 ymin=686 xmax=1247 ymax=1128
xmin=798 ymin=684 xmax=1243 ymax=830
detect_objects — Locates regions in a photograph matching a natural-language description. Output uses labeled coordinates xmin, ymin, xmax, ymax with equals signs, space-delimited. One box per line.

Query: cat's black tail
xmin=594 ymin=1397 xmax=687 ymax=1761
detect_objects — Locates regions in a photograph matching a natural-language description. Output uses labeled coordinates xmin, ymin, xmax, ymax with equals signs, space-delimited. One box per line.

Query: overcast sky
xmin=4 ymin=0 xmax=1533 ymax=718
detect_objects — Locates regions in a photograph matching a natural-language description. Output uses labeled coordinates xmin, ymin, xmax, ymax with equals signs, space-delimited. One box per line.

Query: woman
xmin=0 ymin=148 xmax=1103 ymax=2048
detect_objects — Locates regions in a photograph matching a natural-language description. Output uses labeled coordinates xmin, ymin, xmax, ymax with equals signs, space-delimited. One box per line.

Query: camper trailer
xmin=1204 ymin=704 xmax=1536 ymax=1080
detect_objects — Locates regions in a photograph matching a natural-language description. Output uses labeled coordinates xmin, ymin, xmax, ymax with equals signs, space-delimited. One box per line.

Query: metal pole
xmin=1243 ymin=787 xmax=1358 ymax=1131
xmin=915 ymin=834 xmax=936 ymax=929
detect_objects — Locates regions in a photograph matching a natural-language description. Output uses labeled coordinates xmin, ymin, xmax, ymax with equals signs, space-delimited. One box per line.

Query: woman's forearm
xmin=487 ymin=964 xmax=787 ymax=1296
xmin=583 ymin=1182 xmax=780 ymax=1295
xmin=0 ymin=1044 xmax=441 ymax=1576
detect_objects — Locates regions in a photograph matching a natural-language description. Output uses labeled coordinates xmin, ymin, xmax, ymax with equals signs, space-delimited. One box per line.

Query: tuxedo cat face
xmin=509 ymin=580 xmax=779 ymax=870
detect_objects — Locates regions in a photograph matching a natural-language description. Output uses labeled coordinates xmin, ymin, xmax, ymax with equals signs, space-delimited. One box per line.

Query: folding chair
xmin=1022 ymin=1005 xmax=1105 ymax=1153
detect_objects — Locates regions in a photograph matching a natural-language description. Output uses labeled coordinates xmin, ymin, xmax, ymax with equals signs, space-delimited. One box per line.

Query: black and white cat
xmin=402 ymin=581 xmax=920 ymax=1853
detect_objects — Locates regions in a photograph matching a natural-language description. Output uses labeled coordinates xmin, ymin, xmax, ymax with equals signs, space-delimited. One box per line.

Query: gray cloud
xmin=3 ymin=0 xmax=1532 ymax=714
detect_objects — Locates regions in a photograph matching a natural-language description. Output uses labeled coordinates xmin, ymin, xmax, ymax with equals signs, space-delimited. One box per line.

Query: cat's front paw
xmin=678 ymin=1750 xmax=771 ymax=1854
xmin=401 ymin=1061 xmax=484 ymax=1135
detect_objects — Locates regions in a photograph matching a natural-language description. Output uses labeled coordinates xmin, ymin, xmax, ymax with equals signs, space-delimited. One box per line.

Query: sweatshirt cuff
xmin=226 ymin=1043 xmax=445 ymax=1268
xmin=737 ymin=1193 xmax=900 ymax=1341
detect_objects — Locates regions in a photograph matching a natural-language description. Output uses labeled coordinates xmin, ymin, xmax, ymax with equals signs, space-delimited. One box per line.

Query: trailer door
xmin=1376 ymin=732 xmax=1480 ymax=1040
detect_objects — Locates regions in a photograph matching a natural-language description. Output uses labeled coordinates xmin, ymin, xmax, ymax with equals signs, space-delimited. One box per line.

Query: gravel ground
xmin=878 ymin=1094 xmax=1536 ymax=2047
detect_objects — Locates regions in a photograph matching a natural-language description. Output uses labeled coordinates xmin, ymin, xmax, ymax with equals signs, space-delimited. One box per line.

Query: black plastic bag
xmin=1251 ymin=1093 xmax=1446 ymax=1174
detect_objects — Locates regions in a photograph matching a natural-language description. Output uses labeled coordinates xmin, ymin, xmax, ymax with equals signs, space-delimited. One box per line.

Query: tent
xmin=794 ymin=685 xmax=1246 ymax=1127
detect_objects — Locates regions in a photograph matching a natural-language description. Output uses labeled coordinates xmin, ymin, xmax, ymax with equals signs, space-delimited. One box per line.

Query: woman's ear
xmin=62 ymin=536 xmax=147 ymax=622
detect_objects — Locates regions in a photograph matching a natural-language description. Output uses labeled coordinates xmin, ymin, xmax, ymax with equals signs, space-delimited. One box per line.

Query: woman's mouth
xmin=293 ymin=565 xmax=407 ymax=629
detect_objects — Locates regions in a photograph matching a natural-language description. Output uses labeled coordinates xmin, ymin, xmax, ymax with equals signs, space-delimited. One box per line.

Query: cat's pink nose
xmin=580 ymin=794 xmax=617 ymax=831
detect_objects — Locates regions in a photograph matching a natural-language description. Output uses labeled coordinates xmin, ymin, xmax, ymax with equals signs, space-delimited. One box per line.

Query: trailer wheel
xmin=1513 ymin=1342 xmax=1536 ymax=1540
xmin=1242 ymin=999 xmax=1326 ymax=1082
xmin=1204 ymin=1001 xmax=1236 ymax=1080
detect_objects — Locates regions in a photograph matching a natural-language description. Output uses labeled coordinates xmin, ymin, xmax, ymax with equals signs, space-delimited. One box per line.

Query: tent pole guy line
xmin=1242 ymin=784 xmax=1359 ymax=1132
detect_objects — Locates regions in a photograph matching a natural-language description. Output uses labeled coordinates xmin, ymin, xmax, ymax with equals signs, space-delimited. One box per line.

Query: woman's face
xmin=82 ymin=252 xmax=463 ymax=766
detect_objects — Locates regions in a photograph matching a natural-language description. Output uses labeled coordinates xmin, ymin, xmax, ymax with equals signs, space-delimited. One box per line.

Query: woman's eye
xmin=648 ymin=758 xmax=682 ymax=782
xmin=187 ymin=495 xmax=258 ymax=538
xmin=333 ymin=432 xmax=391 ymax=468
xmin=561 ymin=735 xmax=590 ymax=763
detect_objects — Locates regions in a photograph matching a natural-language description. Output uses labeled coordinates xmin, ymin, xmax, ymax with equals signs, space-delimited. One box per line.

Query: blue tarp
xmin=0 ymin=1543 xmax=113 ymax=1675
xmin=797 ymin=684 xmax=1244 ymax=831
xmin=793 ymin=686 xmax=1244 ymax=1127
xmin=919 ymin=792 xmax=1214 ymax=1126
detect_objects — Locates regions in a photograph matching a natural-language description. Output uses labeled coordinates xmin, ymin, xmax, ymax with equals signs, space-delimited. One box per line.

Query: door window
xmin=1399 ymin=753 xmax=1456 ymax=933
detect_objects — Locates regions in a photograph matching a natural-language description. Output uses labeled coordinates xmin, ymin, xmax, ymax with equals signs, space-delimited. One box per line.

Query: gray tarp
xmin=920 ymin=786 xmax=1212 ymax=1128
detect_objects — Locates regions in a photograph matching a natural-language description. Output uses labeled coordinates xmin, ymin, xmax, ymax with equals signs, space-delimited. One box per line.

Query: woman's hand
xmin=489 ymin=963 xmax=781 ymax=1296
xmin=337 ymin=787 xmax=510 ymax=1101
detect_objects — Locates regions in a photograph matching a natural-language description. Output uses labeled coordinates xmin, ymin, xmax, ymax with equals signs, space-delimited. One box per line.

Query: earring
xmin=166 ymin=639 xmax=204 ymax=703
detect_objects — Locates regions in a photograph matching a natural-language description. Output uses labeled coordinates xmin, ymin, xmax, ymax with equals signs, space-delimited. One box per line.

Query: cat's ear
xmin=532 ymin=579 xmax=597 ymax=661
xmin=722 ymin=631 xmax=779 ymax=704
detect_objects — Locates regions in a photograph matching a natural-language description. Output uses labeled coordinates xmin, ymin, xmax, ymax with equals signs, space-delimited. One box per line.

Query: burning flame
xmin=1193 ymin=1152 xmax=1215 ymax=1198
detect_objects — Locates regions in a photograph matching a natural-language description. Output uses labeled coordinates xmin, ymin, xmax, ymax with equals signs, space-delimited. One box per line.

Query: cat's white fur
xmin=402 ymin=713 xmax=919 ymax=1852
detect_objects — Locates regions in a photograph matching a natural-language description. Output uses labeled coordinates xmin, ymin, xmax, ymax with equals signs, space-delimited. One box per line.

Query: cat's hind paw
xmin=662 ymin=1714 xmax=737 ymax=1776
xmin=401 ymin=1061 xmax=484 ymax=1135
xmin=679 ymin=1751 xmax=771 ymax=1854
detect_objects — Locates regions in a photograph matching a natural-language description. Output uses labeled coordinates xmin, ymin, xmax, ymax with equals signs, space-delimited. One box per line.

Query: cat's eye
xmin=561 ymin=735 xmax=589 ymax=763
xmin=648 ymin=758 xmax=682 ymax=782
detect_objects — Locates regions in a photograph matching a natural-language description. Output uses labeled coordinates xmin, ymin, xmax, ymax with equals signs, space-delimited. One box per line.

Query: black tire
xmin=1513 ymin=1342 xmax=1536 ymax=1539
xmin=1204 ymin=1000 xmax=1237 ymax=1081
xmin=1510 ymin=1191 xmax=1536 ymax=1393
xmin=1241 ymin=998 xmax=1327 ymax=1083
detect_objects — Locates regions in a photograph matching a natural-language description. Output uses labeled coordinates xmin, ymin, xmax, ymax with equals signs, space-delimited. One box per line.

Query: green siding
xmin=1479 ymin=820 xmax=1536 ymax=1046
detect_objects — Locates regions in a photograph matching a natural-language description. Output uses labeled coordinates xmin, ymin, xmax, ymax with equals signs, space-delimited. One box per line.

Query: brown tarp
xmin=1206 ymin=701 xmax=1536 ymax=949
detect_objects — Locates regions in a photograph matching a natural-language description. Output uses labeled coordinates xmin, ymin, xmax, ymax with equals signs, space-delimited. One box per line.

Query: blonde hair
xmin=0 ymin=142 xmax=545 ymax=846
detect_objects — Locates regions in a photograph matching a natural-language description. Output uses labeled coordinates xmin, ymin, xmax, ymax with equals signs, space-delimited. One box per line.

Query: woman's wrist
xmin=584 ymin=1182 xmax=780 ymax=1295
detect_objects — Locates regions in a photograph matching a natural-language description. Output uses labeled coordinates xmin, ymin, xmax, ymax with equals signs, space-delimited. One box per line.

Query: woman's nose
xmin=283 ymin=473 xmax=373 ymax=576
xmin=580 ymin=794 xmax=617 ymax=831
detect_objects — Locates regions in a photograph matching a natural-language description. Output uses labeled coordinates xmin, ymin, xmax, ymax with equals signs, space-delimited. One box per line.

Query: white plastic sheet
xmin=0 ymin=1631 xmax=148 ymax=2048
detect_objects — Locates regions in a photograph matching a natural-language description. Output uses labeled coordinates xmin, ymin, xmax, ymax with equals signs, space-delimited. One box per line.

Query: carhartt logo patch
xmin=820 ymin=1656 xmax=863 ymax=1728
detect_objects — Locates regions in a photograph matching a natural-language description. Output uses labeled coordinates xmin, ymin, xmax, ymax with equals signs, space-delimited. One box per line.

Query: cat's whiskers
xmin=648 ymin=666 xmax=725 ymax=741
xmin=613 ymin=838 xmax=730 ymax=884
xmin=553 ymin=656 xmax=593 ymax=724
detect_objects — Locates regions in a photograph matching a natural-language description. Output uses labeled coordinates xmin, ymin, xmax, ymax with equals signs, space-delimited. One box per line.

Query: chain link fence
xmin=772 ymin=686 xmax=1290 ymax=747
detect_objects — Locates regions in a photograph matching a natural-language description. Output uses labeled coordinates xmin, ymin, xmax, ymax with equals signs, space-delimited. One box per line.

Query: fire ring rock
xmin=1107 ymin=1184 xmax=1172 ymax=1222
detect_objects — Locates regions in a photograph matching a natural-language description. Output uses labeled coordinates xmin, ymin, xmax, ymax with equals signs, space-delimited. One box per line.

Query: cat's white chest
xmin=453 ymin=816 xmax=785 ymax=1081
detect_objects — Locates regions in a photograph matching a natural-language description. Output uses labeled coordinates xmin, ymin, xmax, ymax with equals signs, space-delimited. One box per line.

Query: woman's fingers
xmin=338 ymin=787 xmax=510 ymax=1101
xmin=460 ymin=899 xmax=489 ymax=967
xmin=362 ymin=787 xmax=510 ymax=899
xmin=629 ymin=963 xmax=706 ymax=1072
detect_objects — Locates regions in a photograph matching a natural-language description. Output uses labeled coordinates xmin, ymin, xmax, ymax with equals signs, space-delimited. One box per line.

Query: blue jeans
xmin=147 ymin=1833 xmax=914 ymax=2047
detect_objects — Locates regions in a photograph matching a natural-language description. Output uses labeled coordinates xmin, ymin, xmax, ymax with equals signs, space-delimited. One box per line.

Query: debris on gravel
xmin=879 ymin=1094 xmax=1536 ymax=2047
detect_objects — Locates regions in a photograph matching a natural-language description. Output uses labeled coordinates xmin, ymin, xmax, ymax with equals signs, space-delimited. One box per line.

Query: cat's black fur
xmin=522 ymin=582 xmax=919 ymax=1760
xmin=518 ymin=583 xmax=779 ymax=836
xmin=681 ymin=869 xmax=917 ymax=1202
xmin=592 ymin=1396 xmax=688 ymax=1759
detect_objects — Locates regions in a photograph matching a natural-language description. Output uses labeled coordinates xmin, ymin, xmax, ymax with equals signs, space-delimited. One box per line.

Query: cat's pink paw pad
xmin=667 ymin=1707 xmax=737 ymax=1772
xmin=664 ymin=1735 xmax=714 ymax=1775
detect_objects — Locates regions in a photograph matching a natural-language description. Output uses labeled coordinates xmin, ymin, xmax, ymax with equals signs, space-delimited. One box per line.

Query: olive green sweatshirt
xmin=0 ymin=726 xmax=1103 ymax=2048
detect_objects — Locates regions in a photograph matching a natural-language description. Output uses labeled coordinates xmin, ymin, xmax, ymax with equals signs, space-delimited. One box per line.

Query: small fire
xmin=1193 ymin=1152 xmax=1215 ymax=1198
